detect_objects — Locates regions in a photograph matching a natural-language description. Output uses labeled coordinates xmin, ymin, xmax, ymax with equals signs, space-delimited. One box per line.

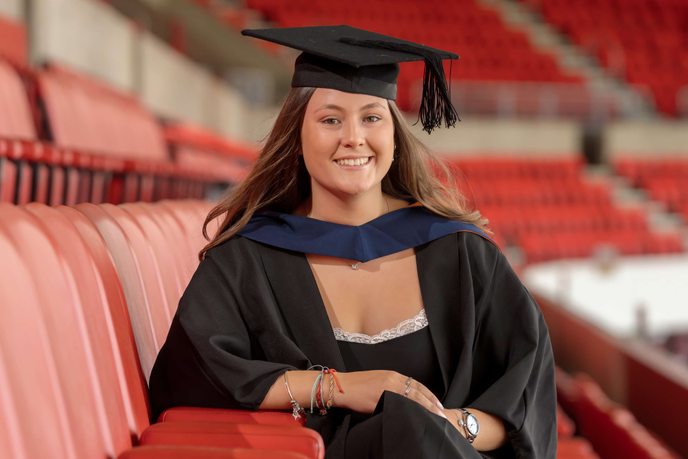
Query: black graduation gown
xmin=148 ymin=231 xmax=558 ymax=459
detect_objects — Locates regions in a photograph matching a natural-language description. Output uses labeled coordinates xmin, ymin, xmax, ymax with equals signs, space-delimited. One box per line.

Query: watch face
xmin=466 ymin=414 xmax=479 ymax=436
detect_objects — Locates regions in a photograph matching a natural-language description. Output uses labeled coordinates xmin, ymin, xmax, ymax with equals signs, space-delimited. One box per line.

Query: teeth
xmin=336 ymin=157 xmax=370 ymax=166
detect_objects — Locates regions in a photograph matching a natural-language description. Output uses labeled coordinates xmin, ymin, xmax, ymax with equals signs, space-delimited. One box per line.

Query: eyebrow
xmin=315 ymin=102 xmax=386 ymax=113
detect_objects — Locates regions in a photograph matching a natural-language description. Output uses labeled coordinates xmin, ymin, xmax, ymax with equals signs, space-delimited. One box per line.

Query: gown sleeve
xmin=463 ymin=235 xmax=558 ymax=459
xmin=147 ymin=243 xmax=301 ymax=422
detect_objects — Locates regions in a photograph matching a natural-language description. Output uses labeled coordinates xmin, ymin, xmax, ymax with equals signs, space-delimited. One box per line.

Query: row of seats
xmin=483 ymin=204 xmax=647 ymax=236
xmin=643 ymin=179 xmax=688 ymax=212
xmin=521 ymin=0 xmax=688 ymax=115
xmin=614 ymin=158 xmax=688 ymax=186
xmin=448 ymin=157 xmax=583 ymax=179
xmin=0 ymin=199 xmax=324 ymax=459
xmin=463 ymin=179 xmax=611 ymax=207
xmin=0 ymin=38 xmax=255 ymax=207
xmin=0 ymin=138 xmax=216 ymax=205
xmin=555 ymin=368 xmax=680 ymax=459
xmin=519 ymin=229 xmax=684 ymax=262
xmin=614 ymin=158 xmax=688 ymax=223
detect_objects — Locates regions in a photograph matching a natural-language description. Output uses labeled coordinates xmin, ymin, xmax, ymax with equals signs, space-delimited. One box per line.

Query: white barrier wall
xmin=408 ymin=117 xmax=582 ymax=156
xmin=0 ymin=0 xmax=24 ymax=20
xmin=215 ymin=80 xmax=249 ymax=141
xmin=140 ymin=32 xmax=217 ymax=127
xmin=604 ymin=121 xmax=688 ymax=159
xmin=30 ymin=0 xmax=135 ymax=92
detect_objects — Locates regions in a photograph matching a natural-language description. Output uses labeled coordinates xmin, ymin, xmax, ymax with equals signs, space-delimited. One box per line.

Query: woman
xmin=149 ymin=25 xmax=557 ymax=459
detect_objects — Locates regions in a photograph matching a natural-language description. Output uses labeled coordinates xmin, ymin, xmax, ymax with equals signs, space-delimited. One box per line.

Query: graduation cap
xmin=241 ymin=25 xmax=460 ymax=134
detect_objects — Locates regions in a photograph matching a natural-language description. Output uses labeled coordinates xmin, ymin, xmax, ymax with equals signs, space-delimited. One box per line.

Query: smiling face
xmin=300 ymin=88 xmax=395 ymax=199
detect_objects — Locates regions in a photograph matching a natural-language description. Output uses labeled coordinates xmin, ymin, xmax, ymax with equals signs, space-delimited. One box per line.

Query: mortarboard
xmin=237 ymin=203 xmax=498 ymax=263
xmin=241 ymin=25 xmax=460 ymax=134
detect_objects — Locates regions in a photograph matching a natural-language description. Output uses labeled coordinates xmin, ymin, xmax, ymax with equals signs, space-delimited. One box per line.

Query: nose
xmin=341 ymin=119 xmax=365 ymax=149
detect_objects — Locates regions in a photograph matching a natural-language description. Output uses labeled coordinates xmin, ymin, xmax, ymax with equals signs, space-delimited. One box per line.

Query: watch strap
xmin=457 ymin=408 xmax=478 ymax=443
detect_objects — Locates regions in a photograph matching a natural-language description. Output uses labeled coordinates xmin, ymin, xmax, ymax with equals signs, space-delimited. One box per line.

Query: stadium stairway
xmin=1 ymin=198 xmax=676 ymax=459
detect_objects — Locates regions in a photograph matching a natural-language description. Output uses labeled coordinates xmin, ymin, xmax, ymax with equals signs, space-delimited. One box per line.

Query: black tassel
xmin=339 ymin=37 xmax=460 ymax=134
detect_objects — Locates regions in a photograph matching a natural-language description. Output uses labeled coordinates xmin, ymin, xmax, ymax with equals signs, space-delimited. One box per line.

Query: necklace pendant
xmin=351 ymin=262 xmax=361 ymax=270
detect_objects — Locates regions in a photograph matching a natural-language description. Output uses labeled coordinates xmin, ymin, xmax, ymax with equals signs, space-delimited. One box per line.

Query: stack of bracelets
xmin=283 ymin=365 xmax=344 ymax=420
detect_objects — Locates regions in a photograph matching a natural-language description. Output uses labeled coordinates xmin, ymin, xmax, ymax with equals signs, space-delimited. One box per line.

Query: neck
xmin=308 ymin=182 xmax=388 ymax=226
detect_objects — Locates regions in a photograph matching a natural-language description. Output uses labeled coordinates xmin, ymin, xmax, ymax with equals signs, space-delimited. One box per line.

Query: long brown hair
xmin=199 ymin=87 xmax=489 ymax=261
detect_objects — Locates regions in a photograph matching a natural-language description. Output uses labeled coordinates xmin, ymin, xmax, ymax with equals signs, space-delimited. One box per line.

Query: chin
xmin=324 ymin=180 xmax=377 ymax=198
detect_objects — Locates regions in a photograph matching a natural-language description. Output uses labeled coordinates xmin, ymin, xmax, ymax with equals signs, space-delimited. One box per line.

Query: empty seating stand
xmin=519 ymin=0 xmax=688 ymax=116
xmin=0 ymin=56 xmax=253 ymax=207
xmin=239 ymin=0 xmax=583 ymax=111
xmin=0 ymin=200 xmax=324 ymax=459
xmin=449 ymin=156 xmax=684 ymax=262
xmin=615 ymin=157 xmax=688 ymax=226
xmin=555 ymin=368 xmax=680 ymax=459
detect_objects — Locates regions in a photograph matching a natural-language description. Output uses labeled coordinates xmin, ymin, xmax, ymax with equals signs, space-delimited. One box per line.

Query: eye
xmin=365 ymin=115 xmax=382 ymax=122
xmin=322 ymin=118 xmax=340 ymax=125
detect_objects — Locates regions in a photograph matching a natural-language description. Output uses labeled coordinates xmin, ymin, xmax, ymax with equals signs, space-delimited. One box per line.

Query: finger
xmin=406 ymin=387 xmax=448 ymax=419
xmin=397 ymin=374 xmax=443 ymax=411
xmin=410 ymin=379 xmax=444 ymax=411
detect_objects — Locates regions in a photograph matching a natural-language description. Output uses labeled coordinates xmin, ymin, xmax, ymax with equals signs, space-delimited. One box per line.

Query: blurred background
xmin=0 ymin=0 xmax=686 ymax=457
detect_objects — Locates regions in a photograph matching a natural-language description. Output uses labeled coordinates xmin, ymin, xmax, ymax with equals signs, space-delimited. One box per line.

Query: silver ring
xmin=404 ymin=377 xmax=413 ymax=397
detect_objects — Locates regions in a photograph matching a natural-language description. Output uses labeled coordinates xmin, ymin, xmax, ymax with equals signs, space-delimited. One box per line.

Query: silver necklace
xmin=308 ymin=197 xmax=390 ymax=270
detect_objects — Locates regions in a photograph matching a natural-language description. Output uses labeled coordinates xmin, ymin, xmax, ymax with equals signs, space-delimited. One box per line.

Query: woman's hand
xmin=335 ymin=370 xmax=447 ymax=419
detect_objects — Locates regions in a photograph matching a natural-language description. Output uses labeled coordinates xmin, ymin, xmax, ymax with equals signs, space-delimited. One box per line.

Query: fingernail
xmin=437 ymin=401 xmax=445 ymax=410
xmin=439 ymin=410 xmax=448 ymax=419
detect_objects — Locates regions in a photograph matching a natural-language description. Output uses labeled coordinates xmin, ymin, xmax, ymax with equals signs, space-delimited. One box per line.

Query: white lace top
xmin=333 ymin=309 xmax=428 ymax=344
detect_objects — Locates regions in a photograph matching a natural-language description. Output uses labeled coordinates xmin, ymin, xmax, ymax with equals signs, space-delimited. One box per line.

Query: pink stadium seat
xmin=159 ymin=199 xmax=219 ymax=263
xmin=121 ymin=202 xmax=186 ymax=317
xmin=0 ymin=60 xmax=36 ymax=140
xmin=23 ymin=203 xmax=140 ymax=452
xmin=133 ymin=201 xmax=198 ymax=288
xmin=37 ymin=65 xmax=169 ymax=162
xmin=0 ymin=203 xmax=114 ymax=457
xmin=55 ymin=204 xmax=154 ymax=438
xmin=0 ymin=15 xmax=27 ymax=67
xmin=0 ymin=229 xmax=75 ymax=458
xmin=74 ymin=203 xmax=172 ymax=378
xmin=120 ymin=448 xmax=309 ymax=459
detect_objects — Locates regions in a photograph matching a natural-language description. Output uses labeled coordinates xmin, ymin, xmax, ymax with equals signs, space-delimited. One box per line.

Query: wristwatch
xmin=457 ymin=408 xmax=479 ymax=444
